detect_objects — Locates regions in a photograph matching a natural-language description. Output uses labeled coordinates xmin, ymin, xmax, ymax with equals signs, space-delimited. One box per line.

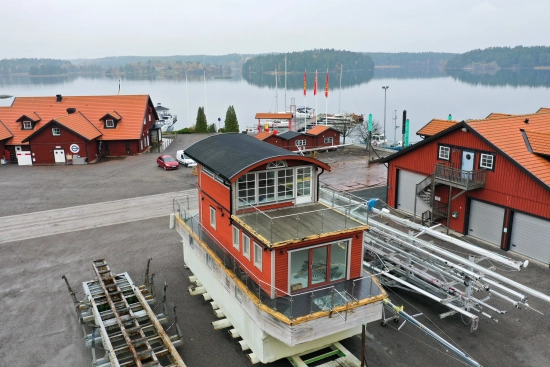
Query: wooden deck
xmin=234 ymin=203 xmax=368 ymax=246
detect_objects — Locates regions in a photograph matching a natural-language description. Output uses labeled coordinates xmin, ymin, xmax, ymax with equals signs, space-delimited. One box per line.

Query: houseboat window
xmin=232 ymin=226 xmax=240 ymax=250
xmin=258 ymin=171 xmax=276 ymax=203
xmin=52 ymin=127 xmax=61 ymax=136
xmin=243 ymin=234 xmax=251 ymax=260
xmin=289 ymin=240 xmax=349 ymax=293
xmin=202 ymin=167 xmax=214 ymax=177
xmin=277 ymin=169 xmax=294 ymax=200
xmin=210 ymin=207 xmax=216 ymax=229
xmin=480 ymin=153 xmax=494 ymax=169
xmin=23 ymin=121 xmax=32 ymax=129
xmin=295 ymin=140 xmax=306 ymax=146
xmin=254 ymin=242 xmax=262 ymax=270
xmin=296 ymin=167 xmax=312 ymax=199
xmin=106 ymin=119 xmax=115 ymax=128
xmin=238 ymin=173 xmax=257 ymax=206
xmin=206 ymin=253 xmax=213 ymax=269
xmin=438 ymin=146 xmax=450 ymax=160
xmin=235 ymin=287 xmax=243 ymax=303
xmin=324 ymin=137 xmax=333 ymax=145
xmin=267 ymin=161 xmax=287 ymax=169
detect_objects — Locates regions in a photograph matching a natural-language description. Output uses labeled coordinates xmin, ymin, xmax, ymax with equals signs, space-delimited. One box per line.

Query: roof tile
xmin=255 ymin=131 xmax=272 ymax=140
xmin=523 ymin=130 xmax=550 ymax=156
xmin=0 ymin=120 xmax=13 ymax=141
xmin=306 ymin=125 xmax=331 ymax=136
xmin=416 ymin=119 xmax=457 ymax=137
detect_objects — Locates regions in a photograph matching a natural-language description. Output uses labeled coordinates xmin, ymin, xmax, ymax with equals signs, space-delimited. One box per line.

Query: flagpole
xmin=325 ymin=69 xmax=328 ymax=126
xmin=315 ymin=69 xmax=318 ymax=126
xmin=204 ymin=69 xmax=207 ymax=119
xmin=118 ymin=78 xmax=121 ymax=95
xmin=304 ymin=69 xmax=307 ymax=131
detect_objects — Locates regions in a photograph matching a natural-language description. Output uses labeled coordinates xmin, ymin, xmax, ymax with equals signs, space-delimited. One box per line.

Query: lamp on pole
xmin=382 ymin=86 xmax=389 ymax=142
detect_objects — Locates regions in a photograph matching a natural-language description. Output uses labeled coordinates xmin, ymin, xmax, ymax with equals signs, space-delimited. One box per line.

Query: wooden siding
xmin=274 ymin=230 xmax=365 ymax=296
xmin=201 ymin=170 xmax=230 ymax=210
xmin=388 ymin=128 xmax=550 ymax=235
xmin=311 ymin=129 xmax=340 ymax=148
xmin=26 ymin=123 xmax=89 ymax=164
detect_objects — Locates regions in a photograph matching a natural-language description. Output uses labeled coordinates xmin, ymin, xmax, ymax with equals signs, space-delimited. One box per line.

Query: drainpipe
xmin=316 ymin=167 xmax=325 ymax=201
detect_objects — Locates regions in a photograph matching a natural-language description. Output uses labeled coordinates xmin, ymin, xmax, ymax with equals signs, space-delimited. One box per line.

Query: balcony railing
xmin=173 ymin=198 xmax=384 ymax=322
xmin=434 ymin=164 xmax=486 ymax=190
xmin=234 ymin=197 xmax=369 ymax=247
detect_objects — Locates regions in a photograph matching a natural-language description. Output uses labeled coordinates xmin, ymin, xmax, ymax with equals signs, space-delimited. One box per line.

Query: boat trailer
xmin=63 ymin=258 xmax=186 ymax=367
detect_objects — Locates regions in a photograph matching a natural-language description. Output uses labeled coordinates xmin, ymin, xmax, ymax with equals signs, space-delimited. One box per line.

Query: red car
xmin=157 ymin=155 xmax=179 ymax=170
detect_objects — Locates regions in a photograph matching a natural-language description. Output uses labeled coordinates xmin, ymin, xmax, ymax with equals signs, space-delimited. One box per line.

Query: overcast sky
xmin=2 ymin=0 xmax=549 ymax=60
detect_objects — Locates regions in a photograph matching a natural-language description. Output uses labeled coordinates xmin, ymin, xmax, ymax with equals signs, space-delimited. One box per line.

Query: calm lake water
xmin=2 ymin=68 xmax=550 ymax=144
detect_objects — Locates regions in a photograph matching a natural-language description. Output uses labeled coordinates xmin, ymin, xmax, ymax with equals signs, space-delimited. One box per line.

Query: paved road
xmin=0 ymin=190 xmax=197 ymax=243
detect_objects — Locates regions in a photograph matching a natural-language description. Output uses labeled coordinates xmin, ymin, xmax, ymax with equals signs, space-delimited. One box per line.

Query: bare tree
xmin=355 ymin=119 xmax=382 ymax=144
xmin=334 ymin=119 xmax=358 ymax=145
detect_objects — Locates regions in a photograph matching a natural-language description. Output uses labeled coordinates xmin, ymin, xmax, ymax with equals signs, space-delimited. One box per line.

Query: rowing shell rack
xmin=63 ymin=259 xmax=186 ymax=367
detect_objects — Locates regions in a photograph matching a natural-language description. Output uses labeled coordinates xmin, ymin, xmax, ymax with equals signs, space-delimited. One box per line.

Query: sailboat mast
xmin=284 ymin=55 xmax=287 ymax=111
xmin=185 ymin=71 xmax=190 ymax=126
xmin=204 ymin=69 xmax=207 ymax=119
xmin=275 ymin=68 xmax=278 ymax=112
xmin=339 ymin=64 xmax=342 ymax=113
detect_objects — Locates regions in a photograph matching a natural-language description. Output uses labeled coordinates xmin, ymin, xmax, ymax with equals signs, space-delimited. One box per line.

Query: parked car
xmin=176 ymin=150 xmax=197 ymax=167
xmin=157 ymin=155 xmax=179 ymax=170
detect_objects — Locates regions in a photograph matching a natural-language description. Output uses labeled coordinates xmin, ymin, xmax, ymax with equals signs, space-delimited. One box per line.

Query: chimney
xmin=67 ymin=108 xmax=76 ymax=114
xmin=56 ymin=94 xmax=62 ymax=102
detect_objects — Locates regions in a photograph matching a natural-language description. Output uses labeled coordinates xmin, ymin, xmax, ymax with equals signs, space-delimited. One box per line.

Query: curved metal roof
xmin=185 ymin=133 xmax=329 ymax=180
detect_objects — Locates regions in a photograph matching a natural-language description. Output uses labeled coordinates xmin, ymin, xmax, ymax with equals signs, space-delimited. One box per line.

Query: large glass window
xmin=289 ymin=240 xmax=349 ymax=293
xmin=296 ymin=167 xmax=311 ymax=199
xmin=238 ymin=173 xmax=256 ymax=207
xmin=258 ymin=171 xmax=276 ymax=203
xmin=277 ymin=169 xmax=294 ymax=200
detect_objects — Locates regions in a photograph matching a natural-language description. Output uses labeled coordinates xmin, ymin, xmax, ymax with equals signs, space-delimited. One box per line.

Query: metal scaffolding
xmin=63 ymin=259 xmax=186 ymax=367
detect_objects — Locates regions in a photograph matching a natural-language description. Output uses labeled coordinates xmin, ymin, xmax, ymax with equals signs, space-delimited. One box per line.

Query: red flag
xmin=325 ymin=70 xmax=329 ymax=98
xmin=303 ymin=70 xmax=307 ymax=96
xmin=314 ymin=70 xmax=318 ymax=96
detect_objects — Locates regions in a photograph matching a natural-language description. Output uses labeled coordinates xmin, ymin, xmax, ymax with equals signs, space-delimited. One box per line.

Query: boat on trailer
xmin=172 ymin=133 xmax=386 ymax=364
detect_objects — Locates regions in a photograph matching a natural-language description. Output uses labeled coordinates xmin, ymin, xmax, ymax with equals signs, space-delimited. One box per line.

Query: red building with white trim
xmin=382 ymin=109 xmax=550 ymax=265
xmin=0 ymin=94 xmax=160 ymax=165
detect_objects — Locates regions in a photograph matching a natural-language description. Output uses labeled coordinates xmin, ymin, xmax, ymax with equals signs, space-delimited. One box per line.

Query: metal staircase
xmin=415 ymin=174 xmax=446 ymax=225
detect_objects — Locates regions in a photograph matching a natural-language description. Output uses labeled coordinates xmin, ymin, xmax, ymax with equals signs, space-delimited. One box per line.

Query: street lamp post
xmin=382 ymin=86 xmax=389 ymax=143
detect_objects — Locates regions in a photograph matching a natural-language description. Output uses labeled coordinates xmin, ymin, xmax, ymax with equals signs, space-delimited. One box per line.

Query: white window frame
xmin=254 ymin=242 xmax=262 ymax=270
xmin=106 ymin=119 xmax=115 ymax=128
xmin=266 ymin=161 xmax=287 ymax=169
xmin=237 ymin=167 xmax=296 ymax=207
xmin=295 ymin=140 xmax=306 ymax=146
xmin=210 ymin=207 xmax=216 ymax=229
xmin=242 ymin=234 xmax=250 ymax=260
xmin=324 ymin=137 xmax=333 ymax=145
xmin=480 ymin=153 xmax=494 ymax=169
xmin=23 ymin=121 xmax=32 ymax=129
xmin=232 ymin=226 xmax=240 ymax=250
xmin=438 ymin=145 xmax=450 ymax=160
xmin=52 ymin=127 xmax=61 ymax=136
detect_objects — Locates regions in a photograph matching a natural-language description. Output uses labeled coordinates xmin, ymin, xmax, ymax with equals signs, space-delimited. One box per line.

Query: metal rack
xmin=63 ymin=259 xmax=186 ymax=367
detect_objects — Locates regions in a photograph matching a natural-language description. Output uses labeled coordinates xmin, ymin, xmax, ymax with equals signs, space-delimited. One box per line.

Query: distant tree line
xmin=242 ymin=49 xmax=374 ymax=74
xmin=445 ymin=46 xmax=550 ymax=69
xmin=121 ymin=60 xmax=230 ymax=77
xmin=367 ymin=52 xmax=457 ymax=68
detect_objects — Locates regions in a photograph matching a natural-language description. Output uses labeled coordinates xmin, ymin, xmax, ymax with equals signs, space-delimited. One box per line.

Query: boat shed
xmin=0 ymin=95 xmax=159 ymax=165
xmin=306 ymin=125 xmax=341 ymax=149
xmin=381 ymin=110 xmax=550 ymax=265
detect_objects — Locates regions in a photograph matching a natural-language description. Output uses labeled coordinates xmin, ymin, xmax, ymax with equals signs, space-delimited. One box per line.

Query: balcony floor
xmin=234 ymin=203 xmax=367 ymax=246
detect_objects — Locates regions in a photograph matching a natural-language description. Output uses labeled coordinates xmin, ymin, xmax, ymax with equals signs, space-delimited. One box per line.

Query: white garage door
xmin=468 ymin=200 xmax=504 ymax=245
xmin=396 ymin=170 xmax=430 ymax=215
xmin=510 ymin=212 xmax=550 ymax=265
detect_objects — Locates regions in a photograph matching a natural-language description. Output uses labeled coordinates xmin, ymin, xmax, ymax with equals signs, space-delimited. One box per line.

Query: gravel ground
xmin=0 ymin=134 xmax=549 ymax=367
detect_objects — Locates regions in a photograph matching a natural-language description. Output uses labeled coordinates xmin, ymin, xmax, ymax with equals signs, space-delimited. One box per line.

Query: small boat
xmin=155 ymin=103 xmax=178 ymax=132
xmin=317 ymin=112 xmax=363 ymax=123
xmin=294 ymin=106 xmax=315 ymax=118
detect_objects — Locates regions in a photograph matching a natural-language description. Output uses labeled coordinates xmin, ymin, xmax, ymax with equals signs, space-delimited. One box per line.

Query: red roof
xmin=468 ymin=112 xmax=550 ymax=187
xmin=306 ymin=125 xmax=331 ymax=136
xmin=416 ymin=119 xmax=457 ymax=137
xmin=0 ymin=95 xmax=153 ymax=145
xmin=523 ymin=130 xmax=550 ymax=156
xmin=255 ymin=113 xmax=293 ymax=119
xmin=254 ymin=131 xmax=272 ymax=141
xmin=486 ymin=112 xmax=513 ymax=119
xmin=23 ymin=112 xmax=102 ymax=142
xmin=0 ymin=120 xmax=13 ymax=141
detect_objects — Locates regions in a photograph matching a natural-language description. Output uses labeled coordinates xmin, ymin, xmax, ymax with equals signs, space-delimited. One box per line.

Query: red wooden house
xmin=259 ymin=130 xmax=315 ymax=151
xmin=306 ymin=125 xmax=341 ymax=149
xmin=173 ymin=133 xmax=385 ymax=363
xmin=0 ymin=120 xmax=13 ymax=163
xmin=382 ymin=110 xmax=550 ymax=265
xmin=0 ymin=94 xmax=159 ymax=165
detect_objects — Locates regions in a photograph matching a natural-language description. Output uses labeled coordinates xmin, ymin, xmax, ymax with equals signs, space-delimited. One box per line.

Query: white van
xmin=176 ymin=150 xmax=197 ymax=167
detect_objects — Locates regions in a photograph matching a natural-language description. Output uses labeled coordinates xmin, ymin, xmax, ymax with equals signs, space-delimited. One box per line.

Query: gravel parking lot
xmin=0 ymin=134 xmax=549 ymax=367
